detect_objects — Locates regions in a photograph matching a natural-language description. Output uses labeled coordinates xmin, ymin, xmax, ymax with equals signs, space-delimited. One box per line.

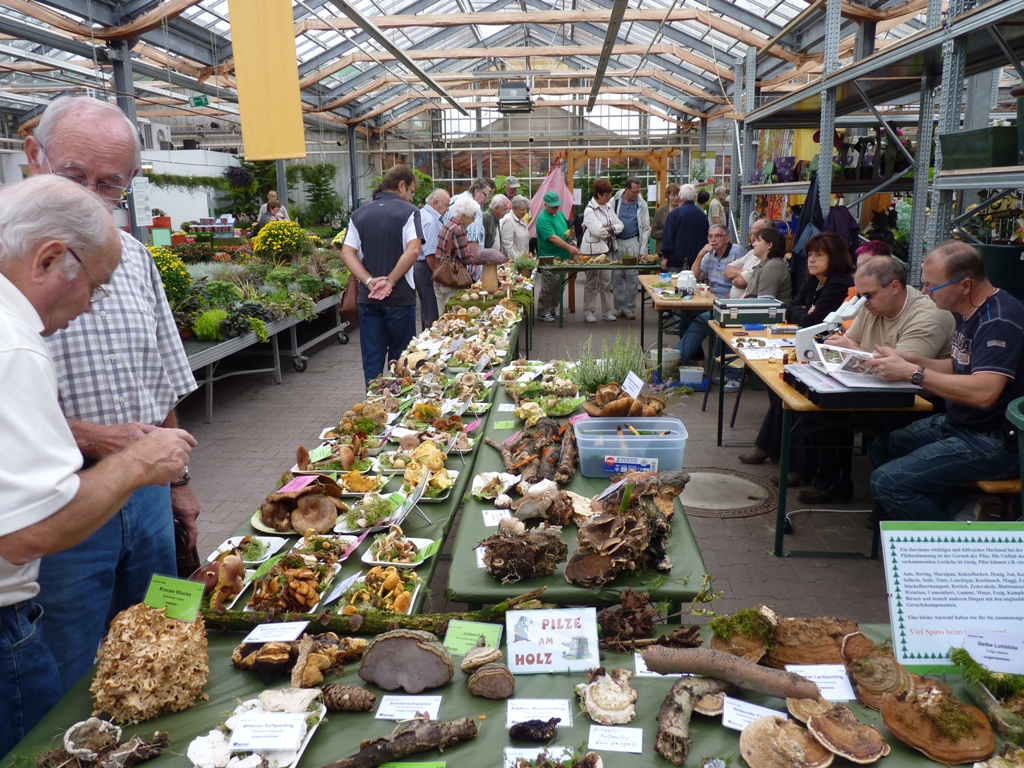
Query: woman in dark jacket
xmin=739 ymin=232 xmax=855 ymax=483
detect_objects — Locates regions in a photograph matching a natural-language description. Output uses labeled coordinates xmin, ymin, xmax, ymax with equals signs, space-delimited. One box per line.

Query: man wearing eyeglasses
xmin=23 ymin=96 xmax=199 ymax=695
xmin=0 ymin=175 xmax=196 ymax=753
xmin=866 ymin=241 xmax=1024 ymax=522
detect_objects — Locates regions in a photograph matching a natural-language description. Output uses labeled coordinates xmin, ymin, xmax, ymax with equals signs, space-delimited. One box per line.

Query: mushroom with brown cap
xmin=807 ymin=704 xmax=889 ymax=764
xmin=740 ymin=715 xmax=834 ymax=768
xmin=475 ymin=248 xmax=508 ymax=292
xmin=787 ymin=697 xmax=833 ymax=724
xmin=847 ymin=651 xmax=914 ymax=710
xmin=880 ymin=683 xmax=996 ymax=765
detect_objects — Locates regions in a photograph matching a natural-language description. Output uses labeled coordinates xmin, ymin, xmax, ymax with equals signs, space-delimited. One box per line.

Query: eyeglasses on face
xmin=40 ymin=147 xmax=130 ymax=202
xmin=67 ymin=248 xmax=112 ymax=303
xmin=921 ymin=275 xmax=967 ymax=294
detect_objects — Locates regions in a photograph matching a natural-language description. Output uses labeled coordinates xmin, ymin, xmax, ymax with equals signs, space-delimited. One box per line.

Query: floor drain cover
xmin=680 ymin=468 xmax=777 ymax=519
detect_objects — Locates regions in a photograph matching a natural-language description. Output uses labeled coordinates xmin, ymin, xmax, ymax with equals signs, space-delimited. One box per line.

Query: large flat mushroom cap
xmin=880 ymin=689 xmax=996 ymax=765
xmin=695 ymin=692 xmax=727 ymax=716
xmin=808 ymin=704 xmax=889 ymax=764
xmin=848 ymin=652 xmax=915 ymax=710
xmin=740 ymin=715 xmax=834 ymax=768
xmin=787 ymin=697 xmax=834 ymax=724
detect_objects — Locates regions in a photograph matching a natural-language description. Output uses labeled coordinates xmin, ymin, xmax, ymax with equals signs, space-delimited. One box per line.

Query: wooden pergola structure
xmin=565 ymin=147 xmax=680 ymax=206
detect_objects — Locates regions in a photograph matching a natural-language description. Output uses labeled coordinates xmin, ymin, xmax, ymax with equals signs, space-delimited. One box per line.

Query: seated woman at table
xmin=739 ymin=232 xmax=855 ymax=483
xmin=742 ymin=227 xmax=792 ymax=303
xmin=580 ymin=178 xmax=623 ymax=323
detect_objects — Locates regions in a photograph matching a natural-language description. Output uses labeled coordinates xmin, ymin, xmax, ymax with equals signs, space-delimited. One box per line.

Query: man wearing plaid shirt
xmin=24 ymin=96 xmax=200 ymax=694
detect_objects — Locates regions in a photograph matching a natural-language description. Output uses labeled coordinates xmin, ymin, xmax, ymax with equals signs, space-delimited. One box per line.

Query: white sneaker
xmin=952 ymin=499 xmax=982 ymax=522
xmin=584 ymin=311 xmax=597 ymax=323
xmin=603 ymin=311 xmax=617 ymax=321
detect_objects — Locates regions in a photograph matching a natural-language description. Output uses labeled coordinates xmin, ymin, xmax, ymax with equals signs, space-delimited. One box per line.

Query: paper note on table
xmin=588 ymin=725 xmax=643 ymax=753
xmin=506 ymin=699 xmax=573 ymax=728
xmin=443 ymin=619 xmax=503 ymax=655
xmin=961 ymin=629 xmax=1024 ymax=675
xmin=475 ymin=546 xmax=486 ymax=568
xmin=482 ymin=509 xmax=512 ymax=526
xmin=621 ymin=370 xmax=644 ymax=399
xmin=242 ymin=621 xmax=309 ymax=644
xmin=722 ymin=696 xmax=785 ymax=731
xmin=376 ymin=695 xmax=442 ymax=721
xmin=634 ymin=652 xmax=685 ymax=677
xmin=785 ymin=664 xmax=856 ymax=700
xmin=228 ymin=713 xmax=306 ymax=751
xmin=497 ymin=403 xmax=516 ymax=412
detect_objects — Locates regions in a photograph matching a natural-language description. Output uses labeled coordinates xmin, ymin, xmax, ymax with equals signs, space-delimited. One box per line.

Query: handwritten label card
xmin=242 ymin=621 xmax=309 ymax=644
xmin=228 ymin=713 xmax=307 ymax=751
xmin=443 ymin=619 xmax=503 ymax=655
xmin=588 ymin=725 xmax=643 ymax=753
xmin=722 ymin=697 xmax=785 ymax=731
xmin=962 ymin=630 xmax=1024 ymax=675
xmin=785 ymin=665 xmax=856 ymax=701
xmin=475 ymin=354 xmax=492 ymax=372
xmin=502 ymin=429 xmax=522 ymax=445
xmin=634 ymin=652 xmax=685 ymax=677
xmin=497 ymin=403 xmax=516 ymax=412
xmin=595 ymin=479 xmax=627 ymax=502
xmin=621 ymin=370 xmax=645 ymax=399
xmin=493 ymin=420 xmax=516 ymax=430
xmin=483 ymin=509 xmax=512 ymax=526
xmin=376 ymin=695 xmax=442 ymax=721
xmin=506 ymin=699 xmax=573 ymax=728
xmin=475 ymin=547 xmax=486 ymax=568
xmin=307 ymin=443 xmax=332 ymax=463
xmin=143 ymin=575 xmax=205 ymax=622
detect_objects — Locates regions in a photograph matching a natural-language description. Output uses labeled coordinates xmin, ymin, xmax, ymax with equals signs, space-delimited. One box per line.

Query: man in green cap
xmin=535 ymin=190 xmax=580 ymax=322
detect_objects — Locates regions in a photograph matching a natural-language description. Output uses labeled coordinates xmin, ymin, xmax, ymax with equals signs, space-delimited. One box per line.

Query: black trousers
xmin=414 ymin=259 xmax=439 ymax=331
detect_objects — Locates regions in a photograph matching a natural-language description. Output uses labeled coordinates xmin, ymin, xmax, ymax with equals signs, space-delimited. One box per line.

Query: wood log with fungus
xmin=655 ymin=676 xmax=736 ymax=765
xmin=640 ymin=647 xmax=821 ymax=700
xmin=319 ymin=716 xmax=479 ymax=768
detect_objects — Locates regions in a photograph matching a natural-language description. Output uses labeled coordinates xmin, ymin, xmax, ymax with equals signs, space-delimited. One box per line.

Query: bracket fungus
xmin=807 ymin=704 xmax=889 ymax=764
xmin=358 ymin=629 xmax=454 ymax=694
xmin=740 ymin=715 xmax=834 ymax=768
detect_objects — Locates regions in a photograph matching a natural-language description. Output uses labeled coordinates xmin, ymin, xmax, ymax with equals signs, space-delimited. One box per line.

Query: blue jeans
xmin=870 ymin=414 xmax=1018 ymax=521
xmin=676 ymin=311 xmax=740 ymax=380
xmin=358 ymin=303 xmax=417 ymax=385
xmin=0 ymin=600 xmax=63 ymax=756
xmin=36 ymin=484 xmax=175 ymax=694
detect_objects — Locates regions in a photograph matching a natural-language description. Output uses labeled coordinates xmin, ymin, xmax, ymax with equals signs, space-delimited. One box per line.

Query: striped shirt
xmin=45 ymin=230 xmax=197 ymax=427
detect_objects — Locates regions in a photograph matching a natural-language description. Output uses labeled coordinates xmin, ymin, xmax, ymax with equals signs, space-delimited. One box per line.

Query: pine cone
xmin=322 ymin=684 xmax=376 ymax=712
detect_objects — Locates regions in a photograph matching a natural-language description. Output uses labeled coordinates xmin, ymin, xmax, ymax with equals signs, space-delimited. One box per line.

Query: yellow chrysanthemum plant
xmin=252 ymin=220 xmax=312 ymax=258
xmin=147 ymin=245 xmax=192 ymax=305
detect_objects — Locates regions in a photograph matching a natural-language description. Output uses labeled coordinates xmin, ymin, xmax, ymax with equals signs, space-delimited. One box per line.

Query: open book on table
xmin=811 ymin=344 xmax=920 ymax=390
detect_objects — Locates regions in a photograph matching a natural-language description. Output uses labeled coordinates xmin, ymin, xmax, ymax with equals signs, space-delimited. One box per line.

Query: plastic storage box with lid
xmin=574 ymin=417 xmax=688 ymax=477
xmin=712 ymin=297 xmax=785 ymax=326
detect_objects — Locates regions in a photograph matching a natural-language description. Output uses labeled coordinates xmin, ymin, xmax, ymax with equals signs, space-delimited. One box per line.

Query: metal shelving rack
xmin=731 ymin=0 xmax=1024 ymax=280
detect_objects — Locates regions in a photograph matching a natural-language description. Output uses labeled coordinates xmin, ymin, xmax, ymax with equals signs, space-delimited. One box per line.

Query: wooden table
xmin=638 ymin=274 xmax=716 ymax=380
xmin=708 ymin=321 xmax=933 ymax=558
xmin=537 ymin=261 xmax=660 ymax=327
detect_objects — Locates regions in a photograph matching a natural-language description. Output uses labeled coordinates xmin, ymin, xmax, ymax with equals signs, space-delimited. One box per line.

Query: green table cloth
xmin=10 ymin=625 xmax=1000 ymax=768
xmin=446 ymin=383 xmax=708 ymax=609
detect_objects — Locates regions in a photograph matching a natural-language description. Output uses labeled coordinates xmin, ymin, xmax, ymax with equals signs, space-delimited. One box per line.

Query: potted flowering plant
xmin=151 ymin=208 xmax=172 ymax=229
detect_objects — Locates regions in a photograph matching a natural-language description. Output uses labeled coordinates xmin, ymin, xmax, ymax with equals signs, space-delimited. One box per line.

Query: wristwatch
xmin=910 ymin=367 xmax=926 ymax=385
xmin=171 ymin=465 xmax=191 ymax=487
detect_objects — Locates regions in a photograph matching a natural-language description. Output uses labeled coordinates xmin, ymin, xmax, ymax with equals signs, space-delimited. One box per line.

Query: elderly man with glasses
xmin=0 ymin=175 xmax=195 ymax=752
xmin=866 ymin=241 xmax=1024 ymax=523
xmin=24 ymin=95 xmax=199 ymax=696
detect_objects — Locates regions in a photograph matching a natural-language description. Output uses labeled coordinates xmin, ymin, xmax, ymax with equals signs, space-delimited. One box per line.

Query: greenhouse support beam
xmin=109 ymin=39 xmax=141 ymax=242
xmin=587 ymin=0 xmax=630 ymax=111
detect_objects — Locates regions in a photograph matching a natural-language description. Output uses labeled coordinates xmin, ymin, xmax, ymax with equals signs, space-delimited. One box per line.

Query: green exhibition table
xmin=446 ymin=383 xmax=709 ymax=610
xmin=10 ymin=625 xmax=1000 ymax=768
xmin=537 ymin=261 xmax=661 ymax=327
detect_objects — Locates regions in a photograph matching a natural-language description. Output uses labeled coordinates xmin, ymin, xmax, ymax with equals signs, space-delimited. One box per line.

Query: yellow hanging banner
xmin=227 ymin=0 xmax=306 ymax=160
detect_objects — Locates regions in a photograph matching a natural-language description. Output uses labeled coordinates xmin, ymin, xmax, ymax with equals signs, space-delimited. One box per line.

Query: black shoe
xmin=770 ymin=472 xmax=805 ymax=488
xmin=797 ymin=487 xmax=854 ymax=505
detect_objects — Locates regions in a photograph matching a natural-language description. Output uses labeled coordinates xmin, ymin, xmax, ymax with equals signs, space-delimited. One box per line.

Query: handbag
xmin=174 ymin=518 xmax=200 ymax=579
xmin=432 ymin=253 xmax=473 ymax=288
xmin=340 ymin=273 xmax=360 ymax=328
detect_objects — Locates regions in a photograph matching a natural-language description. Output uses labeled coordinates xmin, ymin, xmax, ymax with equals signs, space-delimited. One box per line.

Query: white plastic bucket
xmin=647 ymin=346 xmax=681 ymax=380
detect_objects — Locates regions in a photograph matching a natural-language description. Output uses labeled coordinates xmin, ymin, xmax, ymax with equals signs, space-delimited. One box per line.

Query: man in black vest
xmin=341 ymin=166 xmax=424 ymax=384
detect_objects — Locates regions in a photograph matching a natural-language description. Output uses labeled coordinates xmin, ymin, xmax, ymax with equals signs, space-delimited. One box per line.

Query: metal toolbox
xmin=712 ymin=297 xmax=786 ymax=326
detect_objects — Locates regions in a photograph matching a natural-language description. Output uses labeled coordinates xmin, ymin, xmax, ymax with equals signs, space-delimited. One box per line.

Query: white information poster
xmin=880 ymin=521 xmax=1024 ymax=670
xmin=506 ymin=607 xmax=599 ymax=674
xmin=132 ymin=176 xmax=153 ymax=227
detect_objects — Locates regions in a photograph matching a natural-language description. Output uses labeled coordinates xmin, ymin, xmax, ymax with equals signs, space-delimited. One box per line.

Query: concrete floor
xmin=178 ymin=282 xmax=892 ymax=626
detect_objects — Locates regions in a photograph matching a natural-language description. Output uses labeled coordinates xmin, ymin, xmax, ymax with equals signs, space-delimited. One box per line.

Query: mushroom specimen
xmin=807 ymin=704 xmax=889 ymax=764
xmin=476 ymin=248 xmax=508 ymax=292
xmin=740 ymin=715 xmax=834 ymax=768
xmin=460 ymin=635 xmax=503 ymax=672
xmin=655 ymin=677 xmax=736 ymax=765
xmin=322 ymin=684 xmax=377 ymax=712
xmin=847 ymin=651 xmax=915 ymax=710
xmin=509 ymin=718 xmax=561 ymax=743
xmin=467 ymin=662 xmax=516 ymax=699
xmin=787 ymin=698 xmax=834 ymax=724
xmin=479 ymin=524 xmax=568 ymax=584
xmin=880 ymin=684 xmax=996 ymax=764
xmin=574 ymin=667 xmax=639 ymax=725
xmin=358 ymin=629 xmax=455 ymax=694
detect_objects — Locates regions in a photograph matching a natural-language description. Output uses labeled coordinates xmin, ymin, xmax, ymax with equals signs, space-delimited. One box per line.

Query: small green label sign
xmin=144 ymin=574 xmax=205 ymax=622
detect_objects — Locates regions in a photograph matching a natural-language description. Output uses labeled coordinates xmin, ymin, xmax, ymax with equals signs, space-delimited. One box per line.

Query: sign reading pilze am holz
xmin=505 ymin=607 xmax=599 ymax=674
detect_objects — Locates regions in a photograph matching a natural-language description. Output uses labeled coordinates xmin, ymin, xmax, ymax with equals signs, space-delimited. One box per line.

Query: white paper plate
xmin=336 ymin=581 xmax=421 ymax=616
xmin=360 ymin=536 xmax=435 ymax=567
xmin=290 ymin=456 xmax=379 ymax=476
xmin=337 ymin=474 xmax=389 ymax=497
xmin=334 ymin=492 xmax=410 ymax=534
xmin=376 ymin=450 xmax=415 ymax=474
xmin=224 ymin=702 xmax=326 ymax=768
xmin=402 ymin=469 xmax=459 ymax=504
xmin=244 ymin=562 xmax=341 ymax=613
xmin=471 ymin=472 xmax=520 ymax=500
xmin=206 ymin=535 xmax=286 ymax=565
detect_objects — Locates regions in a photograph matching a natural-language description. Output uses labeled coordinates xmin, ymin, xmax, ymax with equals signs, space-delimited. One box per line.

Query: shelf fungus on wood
xmin=880 ymin=682 xmax=996 ymax=765
xmin=655 ymin=677 xmax=736 ymax=765
xmin=460 ymin=636 xmax=503 ymax=672
xmin=479 ymin=524 xmax=568 ymax=584
xmin=847 ymin=651 xmax=915 ymax=711
xmin=358 ymin=629 xmax=454 ymax=694
xmin=787 ymin=697 xmax=834 ymax=724
xmin=740 ymin=715 xmax=834 ymax=768
xmin=467 ymin=662 xmax=516 ymax=699
xmin=574 ymin=667 xmax=639 ymax=725
xmin=807 ymin=704 xmax=889 ymax=764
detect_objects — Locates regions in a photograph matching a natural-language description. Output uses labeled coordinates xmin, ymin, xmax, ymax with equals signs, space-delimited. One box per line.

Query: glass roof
xmin=0 ymin=0 xmax=965 ymax=134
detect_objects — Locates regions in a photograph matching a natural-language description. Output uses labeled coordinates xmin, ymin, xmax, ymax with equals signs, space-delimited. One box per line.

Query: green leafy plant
xmin=248 ymin=317 xmax=270 ymax=343
xmin=297 ymin=163 xmax=343 ymax=225
xmin=147 ymin=246 xmax=192 ymax=305
xmin=371 ymin=168 xmax=434 ymax=208
xmin=202 ymin=280 xmax=243 ymax=307
xmin=513 ymin=254 xmax=537 ymax=271
xmin=572 ymin=331 xmax=648 ymax=393
xmin=192 ymin=309 xmax=228 ymax=341
xmin=267 ymin=266 xmax=298 ymax=288
xmin=295 ymin=273 xmax=324 ymax=297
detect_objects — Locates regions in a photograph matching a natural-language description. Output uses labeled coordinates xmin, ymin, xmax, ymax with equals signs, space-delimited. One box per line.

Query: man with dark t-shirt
xmin=866 ymin=241 xmax=1024 ymax=521
xmin=341 ymin=166 xmax=423 ymax=384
